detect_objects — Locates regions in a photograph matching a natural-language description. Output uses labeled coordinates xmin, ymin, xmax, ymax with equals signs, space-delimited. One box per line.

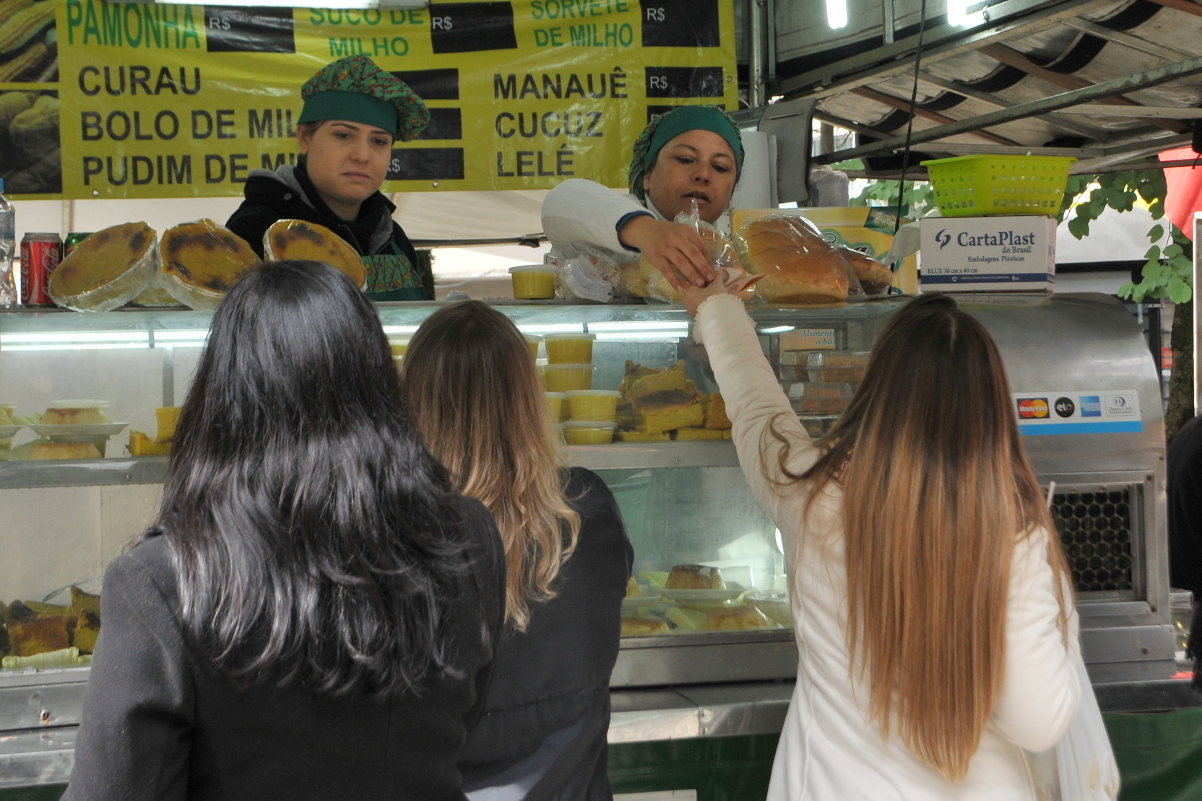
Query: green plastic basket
xmin=920 ymin=155 xmax=1076 ymax=217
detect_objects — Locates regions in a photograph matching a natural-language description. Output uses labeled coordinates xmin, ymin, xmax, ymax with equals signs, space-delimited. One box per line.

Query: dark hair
xmin=154 ymin=260 xmax=465 ymax=698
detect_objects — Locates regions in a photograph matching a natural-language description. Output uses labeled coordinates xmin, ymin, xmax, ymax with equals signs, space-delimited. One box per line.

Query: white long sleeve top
xmin=692 ymin=293 xmax=1082 ymax=801
xmin=540 ymin=178 xmax=663 ymax=262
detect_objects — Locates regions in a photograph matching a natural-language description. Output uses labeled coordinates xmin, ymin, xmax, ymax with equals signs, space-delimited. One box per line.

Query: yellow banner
xmin=0 ymin=0 xmax=737 ymax=199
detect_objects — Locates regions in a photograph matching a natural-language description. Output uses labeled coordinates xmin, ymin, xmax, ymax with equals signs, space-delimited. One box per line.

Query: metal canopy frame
xmin=751 ymin=0 xmax=1202 ymax=178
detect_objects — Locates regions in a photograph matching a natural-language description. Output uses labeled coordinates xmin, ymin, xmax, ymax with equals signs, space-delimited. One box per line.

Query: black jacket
xmin=226 ymin=163 xmax=433 ymax=301
xmin=460 ymin=468 xmax=633 ymax=801
xmin=64 ymin=498 xmax=506 ymax=801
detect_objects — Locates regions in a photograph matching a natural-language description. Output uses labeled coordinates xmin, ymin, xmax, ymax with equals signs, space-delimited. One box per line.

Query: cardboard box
xmin=919 ymin=215 xmax=1056 ymax=293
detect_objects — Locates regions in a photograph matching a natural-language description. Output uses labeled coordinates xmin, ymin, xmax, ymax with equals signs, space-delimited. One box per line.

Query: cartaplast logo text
xmin=955 ymin=229 xmax=1037 ymax=247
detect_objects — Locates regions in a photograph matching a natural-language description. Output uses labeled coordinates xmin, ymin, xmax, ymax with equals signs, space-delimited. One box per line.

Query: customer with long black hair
xmin=64 ymin=262 xmax=506 ymax=801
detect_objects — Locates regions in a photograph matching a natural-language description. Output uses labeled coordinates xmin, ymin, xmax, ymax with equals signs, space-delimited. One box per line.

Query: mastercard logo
xmin=1017 ymin=398 xmax=1049 ymax=419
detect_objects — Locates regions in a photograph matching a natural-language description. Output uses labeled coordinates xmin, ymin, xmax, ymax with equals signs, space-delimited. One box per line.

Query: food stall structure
xmin=0 ymin=292 xmax=1178 ymax=790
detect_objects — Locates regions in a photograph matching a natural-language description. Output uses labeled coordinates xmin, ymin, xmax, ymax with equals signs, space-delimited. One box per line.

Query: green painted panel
xmin=1104 ymin=709 xmax=1202 ymax=801
xmin=0 ymin=785 xmax=66 ymax=801
xmin=608 ymin=734 xmax=780 ymax=801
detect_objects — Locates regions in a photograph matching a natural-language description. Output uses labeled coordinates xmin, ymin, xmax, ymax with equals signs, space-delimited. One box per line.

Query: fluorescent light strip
xmin=826 ymin=0 xmax=848 ymax=29
xmin=594 ymin=333 xmax=685 ymax=341
xmin=517 ymin=324 xmax=586 ymax=334
xmin=382 ymin=325 xmax=421 ymax=335
xmin=587 ymin=321 xmax=689 ymax=333
xmin=154 ymin=330 xmax=209 ymax=346
xmin=759 ymin=326 xmax=795 ymax=334
xmin=1 ymin=331 xmax=150 ymax=351
xmin=947 ymin=0 xmax=971 ymax=26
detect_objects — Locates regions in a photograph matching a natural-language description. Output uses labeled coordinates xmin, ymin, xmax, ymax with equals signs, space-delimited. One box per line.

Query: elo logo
xmin=1017 ymin=398 xmax=1049 ymax=419
xmin=935 ymin=229 xmax=951 ymax=249
xmin=1054 ymin=397 xmax=1075 ymax=418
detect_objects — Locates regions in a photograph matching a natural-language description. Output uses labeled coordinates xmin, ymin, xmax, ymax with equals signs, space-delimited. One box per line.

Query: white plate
xmin=621 ymin=595 xmax=662 ymax=613
xmin=659 ymin=588 xmax=747 ymax=603
xmin=49 ymin=400 xmax=110 ymax=409
xmin=0 ymin=425 xmax=23 ymax=438
xmin=26 ymin=422 xmax=128 ymax=440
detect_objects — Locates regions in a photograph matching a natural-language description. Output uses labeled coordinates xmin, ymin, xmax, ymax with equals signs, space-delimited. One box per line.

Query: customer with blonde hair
xmin=404 ymin=301 xmax=632 ymax=801
xmin=683 ymin=287 xmax=1081 ymax=799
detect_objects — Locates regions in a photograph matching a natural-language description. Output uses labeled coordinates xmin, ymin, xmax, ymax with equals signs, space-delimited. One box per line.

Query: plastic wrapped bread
xmin=734 ymin=214 xmax=855 ymax=304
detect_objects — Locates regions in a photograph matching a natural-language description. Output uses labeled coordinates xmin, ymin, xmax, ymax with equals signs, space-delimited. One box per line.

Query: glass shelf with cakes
xmin=0 ymin=298 xmax=905 ymax=687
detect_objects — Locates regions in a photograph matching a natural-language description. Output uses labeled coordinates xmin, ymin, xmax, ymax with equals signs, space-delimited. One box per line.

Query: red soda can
xmin=20 ymin=232 xmax=62 ymax=305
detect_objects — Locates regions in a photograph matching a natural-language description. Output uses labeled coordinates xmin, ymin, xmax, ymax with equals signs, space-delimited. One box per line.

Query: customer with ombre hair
xmin=403 ymin=301 xmax=632 ymax=801
xmin=683 ymin=288 xmax=1081 ymax=800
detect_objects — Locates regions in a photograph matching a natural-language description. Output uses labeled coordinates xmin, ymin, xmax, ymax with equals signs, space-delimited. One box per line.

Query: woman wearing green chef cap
xmin=228 ymin=55 xmax=433 ymax=301
xmin=541 ymin=105 xmax=744 ymax=292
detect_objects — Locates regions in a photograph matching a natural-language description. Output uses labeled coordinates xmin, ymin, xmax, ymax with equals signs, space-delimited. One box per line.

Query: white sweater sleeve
xmin=692 ymin=294 xmax=820 ymax=524
xmin=991 ymin=528 xmax=1082 ymax=751
xmin=541 ymin=179 xmax=652 ymax=259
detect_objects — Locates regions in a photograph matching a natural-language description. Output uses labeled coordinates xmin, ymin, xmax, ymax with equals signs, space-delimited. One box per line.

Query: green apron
xmin=364 ymin=241 xmax=428 ymax=301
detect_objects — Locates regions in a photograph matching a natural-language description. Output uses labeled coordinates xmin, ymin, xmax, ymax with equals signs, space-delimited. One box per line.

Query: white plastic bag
xmin=1027 ymin=652 xmax=1121 ymax=801
xmin=548 ymin=245 xmax=618 ymax=303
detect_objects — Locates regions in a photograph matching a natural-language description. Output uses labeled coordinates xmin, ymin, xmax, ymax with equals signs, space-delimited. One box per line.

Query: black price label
xmin=204 ymin=6 xmax=295 ymax=54
xmin=639 ymin=0 xmax=719 ymax=48
xmin=646 ymin=103 xmax=725 ymax=123
xmin=645 ymin=67 xmax=724 ymax=98
xmin=392 ymin=69 xmax=460 ymax=100
xmin=429 ymin=3 xmax=517 ymax=54
xmin=388 ymin=147 xmax=465 ymax=181
xmin=415 ymin=108 xmax=463 ymax=141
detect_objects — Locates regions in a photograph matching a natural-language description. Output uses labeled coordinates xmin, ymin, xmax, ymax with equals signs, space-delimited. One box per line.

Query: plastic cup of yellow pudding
xmin=545 ymin=392 xmax=567 ymax=421
xmin=389 ymin=338 xmax=410 ymax=357
xmin=154 ymin=407 xmax=182 ymax=442
xmin=544 ymin=333 xmax=595 ymax=365
xmin=564 ymin=421 xmax=616 ymax=445
xmin=542 ymin=363 xmax=595 ymax=393
xmin=566 ymin=390 xmax=621 ymax=422
xmin=525 ymin=335 xmax=542 ymax=360
xmin=509 ymin=265 xmax=558 ymax=299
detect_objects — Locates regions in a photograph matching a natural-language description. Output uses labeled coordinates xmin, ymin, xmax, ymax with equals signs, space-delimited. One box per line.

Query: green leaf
xmin=1144 ymin=245 xmax=1162 ymax=261
xmin=1163 ymin=243 xmax=1184 ymax=259
xmin=1170 ymin=281 xmax=1194 ymax=304
xmin=1148 ymin=224 xmax=1165 ymax=242
xmin=1117 ymin=280 xmax=1137 ymax=300
xmin=1150 ymin=199 xmax=1165 ymax=219
xmin=1068 ymin=216 xmax=1090 ymax=239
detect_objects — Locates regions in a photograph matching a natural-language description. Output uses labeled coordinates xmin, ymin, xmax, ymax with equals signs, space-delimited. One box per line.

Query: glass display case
xmin=0 ymin=293 xmax=1183 ymax=787
xmin=0 ymin=298 xmax=901 ymax=685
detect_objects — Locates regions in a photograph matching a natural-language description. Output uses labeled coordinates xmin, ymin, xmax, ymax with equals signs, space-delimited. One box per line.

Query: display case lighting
xmin=758 ymin=325 xmax=795 ymax=334
xmin=826 ymin=0 xmax=848 ymax=29
xmin=153 ymin=330 xmax=210 ymax=347
xmin=587 ymin=321 xmax=690 ymax=341
xmin=517 ymin=323 xmax=586 ymax=335
xmin=0 ymin=331 xmax=150 ymax=351
xmin=382 ymin=325 xmax=421 ymax=335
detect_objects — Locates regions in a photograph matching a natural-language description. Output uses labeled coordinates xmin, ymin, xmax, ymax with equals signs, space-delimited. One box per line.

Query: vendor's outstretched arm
xmin=542 ymin=179 xmax=716 ymax=291
xmin=541 ymin=179 xmax=650 ymax=256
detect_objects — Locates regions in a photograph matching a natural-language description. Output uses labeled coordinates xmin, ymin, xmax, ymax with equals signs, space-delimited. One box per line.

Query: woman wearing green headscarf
xmin=228 ymin=55 xmax=434 ymax=301
xmin=541 ymin=106 xmax=744 ymax=292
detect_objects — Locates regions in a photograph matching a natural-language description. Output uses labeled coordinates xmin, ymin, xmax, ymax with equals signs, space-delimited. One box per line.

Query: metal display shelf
xmin=0 ymin=442 xmax=744 ymax=490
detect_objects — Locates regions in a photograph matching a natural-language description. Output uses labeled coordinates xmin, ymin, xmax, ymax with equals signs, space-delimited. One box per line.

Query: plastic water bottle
xmin=0 ymin=179 xmax=14 ymax=307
